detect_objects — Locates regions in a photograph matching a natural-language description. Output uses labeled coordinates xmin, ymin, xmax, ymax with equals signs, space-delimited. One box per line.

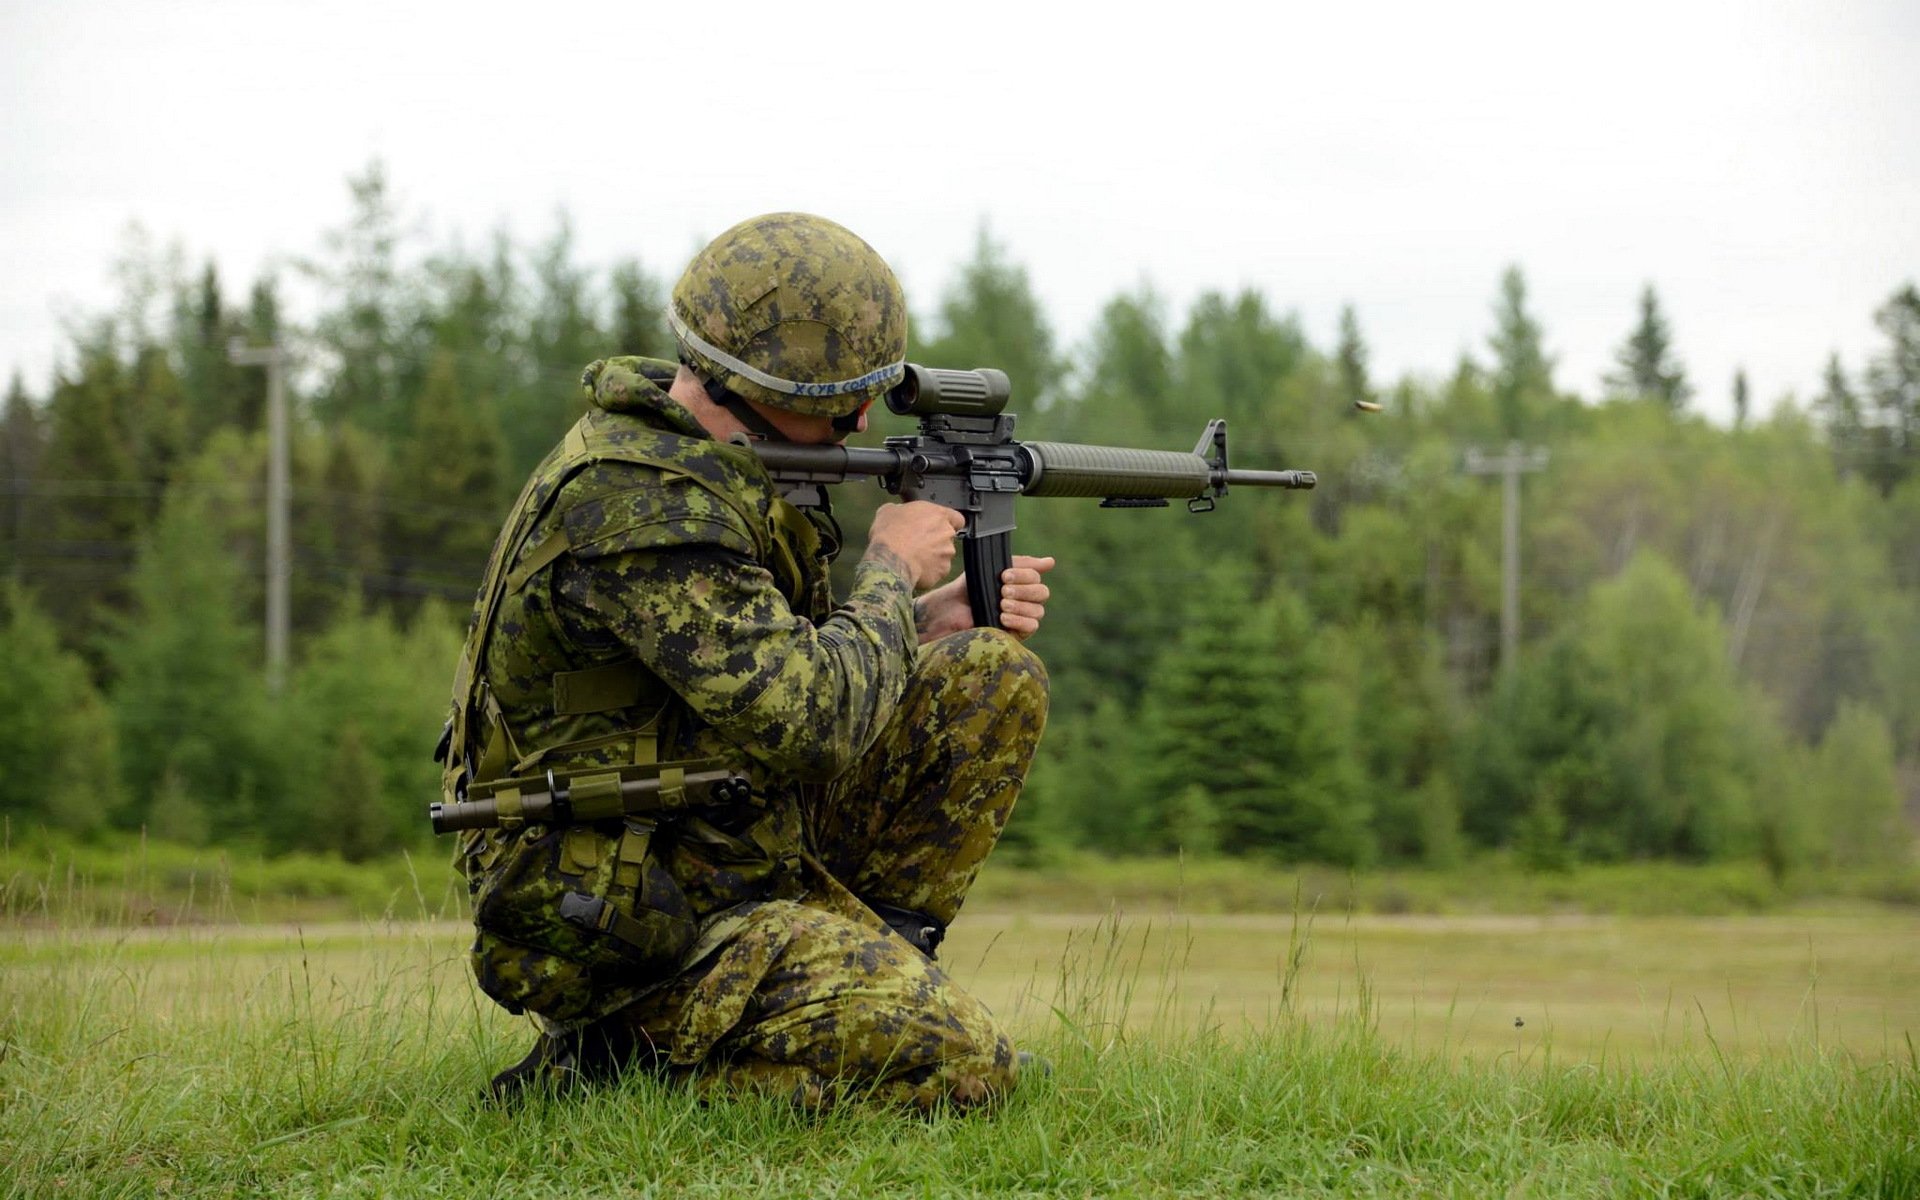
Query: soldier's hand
xmin=995 ymin=555 xmax=1055 ymax=640
xmin=914 ymin=554 xmax=1056 ymax=643
xmin=867 ymin=500 xmax=964 ymax=591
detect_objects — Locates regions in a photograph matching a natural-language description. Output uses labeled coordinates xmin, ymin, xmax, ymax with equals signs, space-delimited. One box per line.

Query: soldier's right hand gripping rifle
xmin=746 ymin=364 xmax=1317 ymax=628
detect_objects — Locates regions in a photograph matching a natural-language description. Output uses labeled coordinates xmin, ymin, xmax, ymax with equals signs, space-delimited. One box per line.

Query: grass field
xmin=3 ymin=908 xmax=1915 ymax=1196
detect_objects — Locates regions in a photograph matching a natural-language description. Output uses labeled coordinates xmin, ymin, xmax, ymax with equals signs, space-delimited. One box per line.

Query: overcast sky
xmin=4 ymin=0 xmax=1916 ymax=424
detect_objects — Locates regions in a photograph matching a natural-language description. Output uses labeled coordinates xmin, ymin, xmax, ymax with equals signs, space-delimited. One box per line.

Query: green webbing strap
xmin=658 ymin=765 xmax=685 ymax=810
xmin=613 ymin=822 xmax=650 ymax=889
xmin=506 ymin=527 xmax=571 ymax=595
xmin=560 ymin=891 xmax=670 ymax=958
xmin=568 ymin=772 xmax=624 ymax=822
xmin=454 ymin=419 xmax=592 ymax=785
xmin=494 ymin=786 xmax=524 ymax=831
xmin=552 ymin=661 xmax=647 ymax=715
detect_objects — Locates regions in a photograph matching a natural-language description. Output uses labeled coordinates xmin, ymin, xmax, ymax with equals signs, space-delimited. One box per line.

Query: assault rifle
xmin=747 ymin=365 xmax=1317 ymax=628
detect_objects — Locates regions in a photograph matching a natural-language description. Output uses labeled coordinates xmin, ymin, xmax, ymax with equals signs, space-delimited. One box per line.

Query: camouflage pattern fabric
xmin=619 ymin=627 xmax=1048 ymax=1111
xmin=455 ymin=356 xmax=1048 ymax=1107
xmin=671 ymin=213 xmax=908 ymax=417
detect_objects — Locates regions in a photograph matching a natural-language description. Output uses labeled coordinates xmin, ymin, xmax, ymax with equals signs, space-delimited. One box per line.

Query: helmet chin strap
xmin=695 ymin=367 xmax=790 ymax=443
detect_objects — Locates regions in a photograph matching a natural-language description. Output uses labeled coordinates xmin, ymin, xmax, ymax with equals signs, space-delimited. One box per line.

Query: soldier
xmin=443 ymin=212 xmax=1054 ymax=1111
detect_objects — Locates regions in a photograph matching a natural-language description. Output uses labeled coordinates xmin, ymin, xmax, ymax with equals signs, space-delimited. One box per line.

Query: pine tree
xmin=1605 ymin=284 xmax=1692 ymax=411
xmin=171 ymin=261 xmax=252 ymax=439
xmin=499 ymin=216 xmax=606 ymax=475
xmin=104 ymin=492 xmax=263 ymax=837
xmin=1 ymin=374 xmax=42 ymax=581
xmin=1176 ymin=290 xmax=1308 ymax=461
xmin=1488 ymin=266 xmax=1555 ymax=437
xmin=1335 ymin=304 xmax=1375 ymax=411
xmin=306 ymin=162 xmax=413 ymax=441
xmin=273 ymin=604 xmax=460 ymax=854
xmin=0 ymin=583 xmax=120 ymax=833
xmin=1814 ymin=352 xmax=1867 ymax=479
xmin=35 ymin=332 xmax=151 ymax=650
xmin=1864 ymin=283 xmax=1920 ymax=494
xmin=610 ymin=259 xmax=673 ymax=359
xmin=324 ymin=722 xmax=388 ymax=862
xmin=914 ymin=226 xmax=1064 ymax=403
xmin=1463 ymin=551 xmax=1764 ymax=860
xmin=1136 ymin=571 xmax=1371 ymax=863
xmin=1810 ymin=701 xmax=1906 ymax=867
xmin=385 ymin=350 xmax=505 ymax=601
xmin=1016 ymin=291 xmax=1192 ymax=720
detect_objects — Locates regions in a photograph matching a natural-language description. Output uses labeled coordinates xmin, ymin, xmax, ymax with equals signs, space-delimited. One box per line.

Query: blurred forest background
xmin=2 ymin=165 xmax=1915 ymax=881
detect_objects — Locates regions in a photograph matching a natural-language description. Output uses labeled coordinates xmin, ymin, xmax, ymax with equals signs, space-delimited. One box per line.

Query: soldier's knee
xmin=924 ymin=627 xmax=1049 ymax=717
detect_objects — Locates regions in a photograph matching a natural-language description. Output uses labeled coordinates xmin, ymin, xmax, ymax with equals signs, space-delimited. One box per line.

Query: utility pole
xmin=1464 ymin=440 xmax=1549 ymax=678
xmin=228 ymin=338 xmax=290 ymax=694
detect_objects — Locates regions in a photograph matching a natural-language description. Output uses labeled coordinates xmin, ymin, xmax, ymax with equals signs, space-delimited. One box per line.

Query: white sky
xmin=4 ymin=0 xmax=1917 ymax=423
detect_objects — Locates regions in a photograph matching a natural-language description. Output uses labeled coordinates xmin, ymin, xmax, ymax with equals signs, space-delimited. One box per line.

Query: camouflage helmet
xmin=670 ymin=213 xmax=908 ymax=418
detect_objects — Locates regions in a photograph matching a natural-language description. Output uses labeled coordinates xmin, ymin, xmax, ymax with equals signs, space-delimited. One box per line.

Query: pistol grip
xmin=962 ymin=530 xmax=1012 ymax=630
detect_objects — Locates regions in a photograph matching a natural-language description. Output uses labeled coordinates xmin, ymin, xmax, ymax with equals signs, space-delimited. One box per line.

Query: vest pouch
xmin=465 ymin=818 xmax=696 ymax=1023
xmin=667 ymin=807 xmax=800 ymax=912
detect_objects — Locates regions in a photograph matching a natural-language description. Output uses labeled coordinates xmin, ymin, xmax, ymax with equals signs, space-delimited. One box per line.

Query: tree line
xmin=2 ymin=165 xmax=1915 ymax=873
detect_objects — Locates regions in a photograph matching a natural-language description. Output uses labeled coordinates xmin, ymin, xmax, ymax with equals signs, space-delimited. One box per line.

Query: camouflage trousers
xmin=617 ymin=627 xmax=1048 ymax=1110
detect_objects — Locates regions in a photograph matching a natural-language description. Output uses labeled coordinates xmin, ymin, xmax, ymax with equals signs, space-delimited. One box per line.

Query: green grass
xmin=0 ymin=831 xmax=467 ymax=926
xmin=3 ymin=915 xmax=1916 ymax=1197
xmin=6 ymin=832 xmax=1918 ymax=929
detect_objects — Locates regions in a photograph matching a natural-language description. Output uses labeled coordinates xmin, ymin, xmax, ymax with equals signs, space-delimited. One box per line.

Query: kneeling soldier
xmin=440 ymin=212 xmax=1053 ymax=1110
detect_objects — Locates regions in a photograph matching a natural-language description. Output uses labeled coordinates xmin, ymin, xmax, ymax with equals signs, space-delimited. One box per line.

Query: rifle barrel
xmin=1223 ymin=468 xmax=1316 ymax=489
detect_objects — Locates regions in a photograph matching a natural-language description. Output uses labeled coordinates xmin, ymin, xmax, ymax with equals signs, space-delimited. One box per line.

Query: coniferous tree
xmin=312 ymin=426 xmax=388 ymax=606
xmin=0 ymin=583 xmax=120 ymax=833
xmin=273 ymin=603 xmax=459 ymax=854
xmin=915 ymin=226 xmax=1065 ymax=401
xmin=1815 ymin=352 xmax=1867 ymax=479
xmin=1810 ymin=701 xmax=1906 ymax=867
xmin=1864 ymin=283 xmax=1920 ymax=494
xmin=504 ymin=216 xmax=607 ymax=473
xmin=35 ymin=331 xmax=150 ymax=649
xmin=1606 ymin=284 xmax=1692 ymax=411
xmin=171 ymin=262 xmax=256 ymax=439
xmin=1177 ymin=290 xmax=1308 ymax=461
xmin=1462 ymin=551 xmax=1763 ymax=859
xmin=306 ymin=162 xmax=413 ymax=442
xmin=385 ymin=349 xmax=505 ymax=601
xmin=1335 ymin=303 xmax=1374 ymax=411
xmin=104 ymin=492 xmax=264 ymax=837
xmin=1732 ymin=368 xmax=1751 ymax=430
xmin=610 ymin=259 xmax=673 ymax=359
xmin=1133 ymin=565 xmax=1294 ymax=855
xmin=1 ymin=374 xmax=42 ymax=581
xmin=1018 ymin=291 xmax=1192 ymax=719
xmin=1488 ymin=266 xmax=1555 ymax=437
xmin=1136 ymin=571 xmax=1371 ymax=863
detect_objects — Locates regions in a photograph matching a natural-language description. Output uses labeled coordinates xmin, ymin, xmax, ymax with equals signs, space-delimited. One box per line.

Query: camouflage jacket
xmin=457 ymin=356 xmax=919 ymax=919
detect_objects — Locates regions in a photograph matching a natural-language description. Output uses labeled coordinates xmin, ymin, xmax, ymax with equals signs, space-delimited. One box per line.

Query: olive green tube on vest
xmin=432 ymin=767 xmax=752 ymax=834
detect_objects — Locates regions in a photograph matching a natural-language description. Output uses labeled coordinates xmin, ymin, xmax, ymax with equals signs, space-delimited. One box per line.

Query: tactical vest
xmin=442 ymin=406 xmax=828 ymax=1024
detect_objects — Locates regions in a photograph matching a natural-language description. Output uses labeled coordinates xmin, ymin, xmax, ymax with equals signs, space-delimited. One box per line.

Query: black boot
xmin=486 ymin=1016 xmax=647 ymax=1106
xmin=487 ymin=1032 xmax=567 ymax=1106
xmin=868 ymin=902 xmax=947 ymax=960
